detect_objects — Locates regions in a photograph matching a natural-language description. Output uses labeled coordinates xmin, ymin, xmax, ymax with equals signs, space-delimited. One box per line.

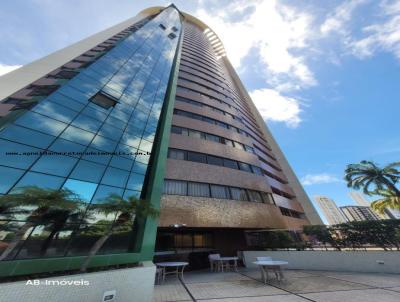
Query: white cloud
xmin=250 ymin=88 xmax=302 ymax=128
xmin=350 ymin=1 xmax=400 ymax=59
xmin=0 ymin=63 xmax=21 ymax=76
xmin=196 ymin=0 xmax=316 ymax=89
xmin=320 ymin=0 xmax=367 ymax=36
xmin=301 ymin=173 xmax=342 ymax=186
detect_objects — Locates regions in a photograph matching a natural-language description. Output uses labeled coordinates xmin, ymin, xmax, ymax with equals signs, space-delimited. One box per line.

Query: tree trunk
xmin=40 ymin=227 xmax=60 ymax=257
xmin=0 ymin=222 xmax=35 ymax=261
xmin=80 ymin=230 xmax=113 ymax=272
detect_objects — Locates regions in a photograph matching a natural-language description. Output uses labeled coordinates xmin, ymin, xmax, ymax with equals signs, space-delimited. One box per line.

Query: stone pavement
xmin=152 ymin=268 xmax=400 ymax=302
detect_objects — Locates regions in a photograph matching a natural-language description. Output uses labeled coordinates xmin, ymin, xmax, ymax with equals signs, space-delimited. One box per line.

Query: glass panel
xmin=210 ymin=185 xmax=230 ymax=199
xmin=71 ymin=114 xmax=103 ymax=133
xmin=69 ymin=160 xmax=106 ymax=183
xmin=238 ymin=162 xmax=252 ymax=172
xmin=60 ymin=126 xmax=95 ymax=146
xmin=109 ymin=156 xmax=134 ymax=171
xmin=90 ymin=135 xmax=118 ymax=153
xmin=14 ymin=111 xmax=67 ymax=136
xmin=131 ymin=161 xmax=147 ymax=175
xmin=188 ymin=182 xmax=210 ymax=197
xmin=248 ymin=190 xmax=263 ymax=202
xmin=0 ymin=124 xmax=55 ymax=148
xmin=101 ymin=167 xmax=129 ymax=188
xmin=163 ymin=180 xmax=187 ymax=195
xmin=0 ymin=166 xmax=24 ymax=194
xmin=0 ymin=139 xmax=40 ymax=169
xmin=98 ymin=123 xmax=124 ymax=141
xmin=168 ymin=149 xmax=186 ymax=160
xmin=32 ymin=100 xmax=78 ymax=123
xmin=62 ymin=179 xmax=98 ymax=203
xmin=187 ymin=151 xmax=206 ymax=163
xmin=126 ymin=172 xmax=145 ymax=191
xmin=207 ymin=155 xmax=223 ymax=166
xmin=31 ymin=155 xmax=78 ymax=177
xmin=223 ymin=158 xmax=238 ymax=169
xmin=230 ymin=187 xmax=248 ymax=201
xmin=48 ymin=138 xmax=87 ymax=158
xmin=13 ymin=172 xmax=65 ymax=192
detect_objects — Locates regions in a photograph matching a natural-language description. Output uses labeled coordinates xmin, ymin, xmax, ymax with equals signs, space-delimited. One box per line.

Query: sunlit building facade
xmin=0 ymin=5 xmax=321 ymax=277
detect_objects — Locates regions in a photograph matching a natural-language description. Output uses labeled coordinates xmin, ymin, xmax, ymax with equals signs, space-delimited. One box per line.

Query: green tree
xmin=79 ymin=194 xmax=159 ymax=272
xmin=344 ymin=161 xmax=400 ymax=195
xmin=0 ymin=187 xmax=83 ymax=261
xmin=303 ymin=225 xmax=339 ymax=250
xmin=371 ymin=189 xmax=400 ymax=214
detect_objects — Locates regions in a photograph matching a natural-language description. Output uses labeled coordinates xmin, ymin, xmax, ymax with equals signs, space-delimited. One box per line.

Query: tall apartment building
xmin=349 ymin=191 xmax=370 ymax=207
xmin=0 ymin=5 xmax=321 ymax=278
xmin=314 ymin=196 xmax=347 ymax=225
xmin=340 ymin=206 xmax=380 ymax=222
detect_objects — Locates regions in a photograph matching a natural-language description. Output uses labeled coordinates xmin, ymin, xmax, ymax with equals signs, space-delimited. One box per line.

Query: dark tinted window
xmin=223 ymin=158 xmax=238 ymax=169
xmin=238 ymin=162 xmax=252 ymax=172
xmin=187 ymin=151 xmax=207 ymax=163
xmin=188 ymin=182 xmax=210 ymax=197
xmin=168 ymin=149 xmax=186 ymax=160
xmin=207 ymin=155 xmax=223 ymax=166
xmin=210 ymin=185 xmax=230 ymax=199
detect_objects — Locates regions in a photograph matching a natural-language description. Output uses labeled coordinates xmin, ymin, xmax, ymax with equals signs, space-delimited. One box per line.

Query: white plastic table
xmin=155 ymin=262 xmax=189 ymax=282
xmin=253 ymin=260 xmax=288 ymax=283
xmin=218 ymin=256 xmax=239 ymax=272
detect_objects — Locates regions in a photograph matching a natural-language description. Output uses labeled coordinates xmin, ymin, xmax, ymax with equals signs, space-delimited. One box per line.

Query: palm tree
xmin=79 ymin=194 xmax=159 ymax=272
xmin=0 ymin=187 xmax=83 ymax=261
xmin=371 ymin=189 xmax=400 ymax=214
xmin=344 ymin=161 xmax=400 ymax=196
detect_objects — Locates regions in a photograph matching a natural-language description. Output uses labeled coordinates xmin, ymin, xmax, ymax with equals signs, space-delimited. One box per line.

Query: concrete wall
xmin=243 ymin=251 xmax=400 ymax=274
xmin=0 ymin=261 xmax=156 ymax=302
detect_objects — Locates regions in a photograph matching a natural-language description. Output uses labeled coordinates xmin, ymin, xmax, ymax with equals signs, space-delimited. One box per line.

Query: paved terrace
xmin=152 ymin=268 xmax=400 ymax=302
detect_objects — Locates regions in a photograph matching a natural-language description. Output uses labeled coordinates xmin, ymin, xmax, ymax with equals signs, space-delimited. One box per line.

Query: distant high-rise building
xmin=385 ymin=208 xmax=400 ymax=219
xmin=349 ymin=191 xmax=389 ymax=219
xmin=340 ymin=206 xmax=380 ymax=222
xmin=349 ymin=191 xmax=370 ymax=206
xmin=314 ymin=196 xmax=347 ymax=225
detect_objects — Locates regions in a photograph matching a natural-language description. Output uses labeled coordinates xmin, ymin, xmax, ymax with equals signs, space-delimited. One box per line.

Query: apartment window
xmin=188 ymin=129 xmax=203 ymax=139
xmin=238 ymin=162 xmax=252 ymax=172
xmin=248 ymin=190 xmax=263 ymax=202
xmin=251 ymin=166 xmax=263 ymax=176
xmin=28 ymin=85 xmax=60 ymax=96
xmin=205 ymin=133 xmax=220 ymax=142
xmin=224 ymin=139 xmax=234 ymax=147
xmin=280 ymin=207 xmax=291 ymax=217
xmin=223 ymin=158 xmax=238 ymax=169
xmin=233 ymin=142 xmax=245 ymax=150
xmin=168 ymin=32 xmax=177 ymax=39
xmin=171 ymin=126 xmax=183 ymax=134
xmin=164 ymin=180 xmax=187 ymax=195
xmin=168 ymin=149 xmax=186 ymax=160
xmin=159 ymin=24 xmax=166 ymax=30
xmin=187 ymin=151 xmax=207 ymax=164
xmin=210 ymin=184 xmax=230 ymax=199
xmin=207 ymin=155 xmax=223 ymax=166
xmin=53 ymin=70 xmax=79 ymax=79
xmin=171 ymin=26 xmax=178 ymax=32
xmin=90 ymin=92 xmax=117 ymax=109
xmin=230 ymin=187 xmax=248 ymax=201
xmin=188 ymin=182 xmax=210 ymax=197
xmin=261 ymin=192 xmax=275 ymax=204
xmin=245 ymin=145 xmax=255 ymax=154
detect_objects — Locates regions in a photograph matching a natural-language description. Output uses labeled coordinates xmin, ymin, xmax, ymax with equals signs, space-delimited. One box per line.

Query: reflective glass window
xmin=69 ymin=160 xmax=106 ymax=183
xmin=98 ymin=123 xmax=124 ymax=141
xmin=188 ymin=182 xmax=210 ymax=197
xmin=163 ymin=180 xmax=187 ymax=195
xmin=47 ymin=92 xmax=85 ymax=111
xmin=32 ymin=100 xmax=78 ymax=123
xmin=14 ymin=111 xmax=67 ymax=136
xmin=71 ymin=114 xmax=103 ymax=133
xmin=48 ymin=138 xmax=86 ymax=158
xmin=139 ymin=139 xmax=153 ymax=153
xmin=31 ymin=155 xmax=78 ymax=177
xmin=238 ymin=162 xmax=252 ymax=173
xmin=131 ymin=161 xmax=147 ymax=175
xmin=60 ymin=126 xmax=95 ymax=146
xmin=223 ymin=158 xmax=238 ymax=169
xmin=168 ymin=149 xmax=186 ymax=160
xmin=81 ymin=147 xmax=112 ymax=165
xmin=210 ymin=184 xmax=230 ymax=199
xmin=14 ymin=172 xmax=65 ymax=191
xmin=0 ymin=124 xmax=55 ymax=148
xmin=126 ymin=172 xmax=145 ymax=191
xmin=187 ymin=151 xmax=206 ymax=164
xmin=101 ymin=167 xmax=129 ymax=188
xmin=230 ymin=187 xmax=248 ymax=201
xmin=62 ymin=179 xmax=98 ymax=203
xmin=248 ymin=190 xmax=263 ymax=202
xmin=0 ymin=140 xmax=40 ymax=169
xmin=90 ymin=185 xmax=124 ymax=205
xmin=90 ymin=135 xmax=118 ymax=153
xmin=0 ymin=166 xmax=24 ymax=194
xmin=109 ymin=156 xmax=134 ymax=171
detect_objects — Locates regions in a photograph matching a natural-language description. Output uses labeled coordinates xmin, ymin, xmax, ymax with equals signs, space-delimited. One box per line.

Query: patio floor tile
xmin=301 ymin=288 xmax=400 ymax=302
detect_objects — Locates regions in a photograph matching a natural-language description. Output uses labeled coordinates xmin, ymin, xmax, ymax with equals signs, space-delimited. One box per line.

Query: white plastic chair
xmin=208 ymin=253 xmax=221 ymax=272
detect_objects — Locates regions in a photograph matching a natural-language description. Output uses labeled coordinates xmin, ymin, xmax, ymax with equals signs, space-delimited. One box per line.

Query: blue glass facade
xmin=0 ymin=7 xmax=181 ymax=261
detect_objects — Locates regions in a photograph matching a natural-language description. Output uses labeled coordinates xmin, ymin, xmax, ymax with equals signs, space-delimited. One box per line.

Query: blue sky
xmin=1 ymin=0 xmax=399 ymax=223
